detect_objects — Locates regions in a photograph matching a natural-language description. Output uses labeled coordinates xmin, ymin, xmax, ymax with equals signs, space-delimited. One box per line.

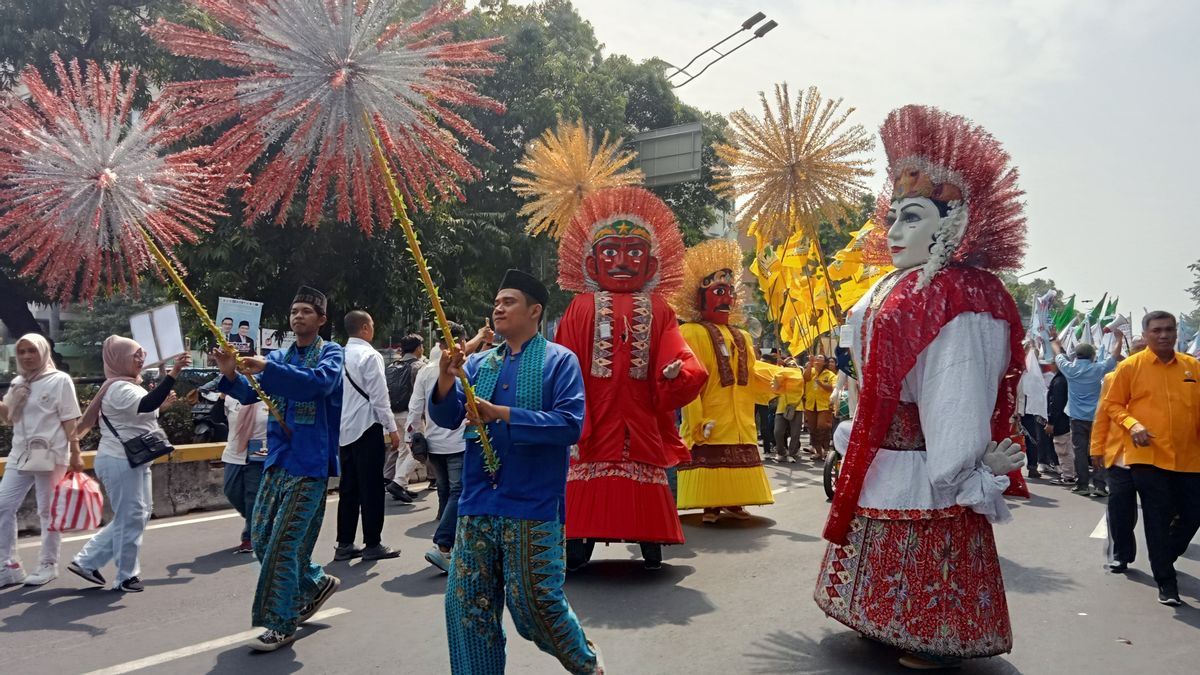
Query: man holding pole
xmin=215 ymin=286 xmax=344 ymax=652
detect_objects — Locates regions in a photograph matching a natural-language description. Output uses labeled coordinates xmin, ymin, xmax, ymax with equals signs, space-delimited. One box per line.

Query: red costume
xmin=553 ymin=187 xmax=706 ymax=556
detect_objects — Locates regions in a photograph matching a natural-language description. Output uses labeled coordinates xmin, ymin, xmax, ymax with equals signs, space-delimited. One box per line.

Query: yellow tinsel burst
xmin=513 ymin=118 xmax=644 ymax=239
xmin=715 ymin=84 xmax=874 ymax=245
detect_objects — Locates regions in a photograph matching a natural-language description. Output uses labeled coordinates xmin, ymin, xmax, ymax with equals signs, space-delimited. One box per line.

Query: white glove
xmin=701 ymin=421 xmax=715 ymax=440
xmin=569 ymin=444 xmax=580 ymax=461
xmin=662 ymin=359 xmax=683 ymax=380
xmin=982 ymin=438 xmax=1026 ymax=475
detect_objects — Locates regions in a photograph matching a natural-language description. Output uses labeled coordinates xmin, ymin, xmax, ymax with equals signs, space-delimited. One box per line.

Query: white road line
xmin=771 ymin=487 xmax=788 ymax=495
xmin=1089 ymin=514 xmax=1108 ymax=539
xmin=19 ymin=496 xmax=340 ymax=549
xmin=81 ymin=607 xmax=351 ymax=675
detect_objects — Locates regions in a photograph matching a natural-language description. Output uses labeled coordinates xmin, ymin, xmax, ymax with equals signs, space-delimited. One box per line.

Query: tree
xmin=1186 ymin=258 xmax=1200 ymax=328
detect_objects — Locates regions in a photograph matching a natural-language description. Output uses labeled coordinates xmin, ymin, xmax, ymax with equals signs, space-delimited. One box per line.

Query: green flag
xmin=1088 ymin=293 xmax=1107 ymax=326
xmin=1101 ymin=297 xmax=1119 ymax=326
xmin=1053 ymin=294 xmax=1076 ymax=332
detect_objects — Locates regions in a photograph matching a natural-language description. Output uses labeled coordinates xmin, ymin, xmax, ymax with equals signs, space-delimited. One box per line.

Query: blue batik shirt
xmin=429 ymin=339 xmax=585 ymax=522
xmin=219 ymin=341 xmax=343 ymax=479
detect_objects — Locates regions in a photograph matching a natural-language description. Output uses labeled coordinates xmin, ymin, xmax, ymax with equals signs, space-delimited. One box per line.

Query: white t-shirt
xmin=98 ymin=381 xmax=161 ymax=460
xmin=9 ymin=371 xmax=81 ymax=467
xmin=221 ymin=398 xmax=269 ymax=465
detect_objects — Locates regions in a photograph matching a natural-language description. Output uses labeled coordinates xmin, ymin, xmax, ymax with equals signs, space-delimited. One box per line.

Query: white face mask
xmin=885 ymin=197 xmax=945 ymax=270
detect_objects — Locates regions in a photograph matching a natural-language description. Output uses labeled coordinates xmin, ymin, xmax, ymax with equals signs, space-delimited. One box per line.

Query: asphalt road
xmin=2 ymin=459 xmax=1198 ymax=674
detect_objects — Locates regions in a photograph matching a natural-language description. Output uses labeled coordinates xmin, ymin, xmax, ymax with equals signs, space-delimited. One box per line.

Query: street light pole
xmin=664 ymin=12 xmax=778 ymax=88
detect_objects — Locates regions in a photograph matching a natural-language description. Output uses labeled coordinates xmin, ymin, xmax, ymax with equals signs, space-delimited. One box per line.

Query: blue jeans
xmin=223 ymin=455 xmax=265 ymax=541
xmin=430 ymin=453 xmax=464 ymax=549
xmin=75 ymin=454 xmax=153 ymax=585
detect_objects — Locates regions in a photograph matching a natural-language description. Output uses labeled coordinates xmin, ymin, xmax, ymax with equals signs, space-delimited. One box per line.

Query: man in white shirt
xmin=336 ymin=310 xmax=402 ymax=561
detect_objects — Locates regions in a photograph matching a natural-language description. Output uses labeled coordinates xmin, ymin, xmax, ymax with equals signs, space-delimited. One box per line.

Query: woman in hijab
xmin=0 ymin=334 xmax=82 ymax=587
xmin=67 ymin=336 xmax=190 ymax=592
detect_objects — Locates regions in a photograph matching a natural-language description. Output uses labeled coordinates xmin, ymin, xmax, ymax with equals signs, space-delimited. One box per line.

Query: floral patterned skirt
xmin=813 ymin=510 xmax=1013 ymax=658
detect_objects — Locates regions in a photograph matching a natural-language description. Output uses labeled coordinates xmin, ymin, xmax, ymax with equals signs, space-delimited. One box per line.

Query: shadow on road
xmin=164 ymin=547 xmax=257 ymax=579
xmin=567 ymin=562 xmax=716 ymax=628
xmin=999 ymin=556 xmax=1079 ymax=594
xmin=380 ymin=566 xmax=448 ymax=599
xmin=678 ymin=514 xmax=821 ymax=554
xmin=325 ymin=558 xmax=381 ymax=592
xmin=743 ymin=628 xmax=1025 ymax=674
xmin=206 ymin=620 xmax=339 ymax=675
xmin=0 ymin=586 xmax=124 ymax=636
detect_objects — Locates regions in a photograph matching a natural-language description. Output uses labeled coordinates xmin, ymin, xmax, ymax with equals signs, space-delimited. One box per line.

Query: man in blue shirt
xmin=431 ymin=269 xmax=603 ymax=675
xmin=1050 ymin=327 xmax=1122 ymax=496
xmin=216 ymin=286 xmax=344 ymax=652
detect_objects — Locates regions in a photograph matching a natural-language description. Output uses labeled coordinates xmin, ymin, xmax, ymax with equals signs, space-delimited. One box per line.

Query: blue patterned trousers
xmin=251 ymin=467 xmax=329 ymax=634
xmin=446 ymin=515 xmax=598 ymax=674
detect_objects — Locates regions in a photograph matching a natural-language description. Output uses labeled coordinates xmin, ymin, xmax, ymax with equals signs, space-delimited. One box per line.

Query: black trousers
xmin=1070 ymin=419 xmax=1104 ymax=489
xmin=1130 ymin=464 xmax=1200 ymax=585
xmin=1020 ymin=414 xmax=1054 ymax=470
xmin=757 ymin=403 xmax=776 ymax=452
xmin=337 ymin=423 xmax=386 ymax=547
xmin=1106 ymin=466 xmax=1138 ymax=564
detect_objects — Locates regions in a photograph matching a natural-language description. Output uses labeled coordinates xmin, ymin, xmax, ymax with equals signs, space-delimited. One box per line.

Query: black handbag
xmin=409 ymin=432 xmax=430 ymax=461
xmin=102 ymin=413 xmax=175 ymax=468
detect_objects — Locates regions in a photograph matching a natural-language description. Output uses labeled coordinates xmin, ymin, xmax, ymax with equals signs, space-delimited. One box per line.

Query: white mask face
xmin=885 ymin=197 xmax=944 ymax=270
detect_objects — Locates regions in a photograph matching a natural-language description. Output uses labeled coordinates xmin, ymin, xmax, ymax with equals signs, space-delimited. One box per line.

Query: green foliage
xmin=60 ymin=283 xmax=168 ymax=348
xmin=1186 ymin=258 xmax=1200 ymax=327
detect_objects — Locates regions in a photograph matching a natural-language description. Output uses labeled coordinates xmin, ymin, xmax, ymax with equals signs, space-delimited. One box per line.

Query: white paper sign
xmin=130 ymin=303 xmax=186 ymax=367
xmin=839 ymin=325 xmax=854 ymax=348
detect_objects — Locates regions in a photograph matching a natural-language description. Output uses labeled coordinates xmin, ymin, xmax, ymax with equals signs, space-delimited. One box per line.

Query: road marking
xmin=81 ymin=607 xmax=351 ymax=675
xmin=1090 ymin=514 xmax=1108 ymax=539
xmin=772 ymin=487 xmax=788 ymax=495
xmin=19 ymin=496 xmax=340 ymax=549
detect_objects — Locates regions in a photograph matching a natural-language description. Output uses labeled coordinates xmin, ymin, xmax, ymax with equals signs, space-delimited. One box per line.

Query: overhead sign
xmin=630 ymin=122 xmax=703 ymax=187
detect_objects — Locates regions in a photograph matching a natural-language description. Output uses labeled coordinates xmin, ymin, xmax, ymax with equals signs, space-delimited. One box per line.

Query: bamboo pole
xmin=362 ymin=114 xmax=500 ymax=476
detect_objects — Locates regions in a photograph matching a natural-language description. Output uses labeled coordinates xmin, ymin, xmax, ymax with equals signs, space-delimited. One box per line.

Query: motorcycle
xmin=190 ymin=378 xmax=229 ymax=443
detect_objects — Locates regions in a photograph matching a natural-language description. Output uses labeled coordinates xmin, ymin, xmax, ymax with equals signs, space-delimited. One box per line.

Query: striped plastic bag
xmin=49 ymin=471 xmax=104 ymax=532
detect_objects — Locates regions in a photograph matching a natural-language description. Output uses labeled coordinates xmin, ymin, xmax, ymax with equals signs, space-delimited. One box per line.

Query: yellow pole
xmin=362 ymin=114 xmax=500 ymax=475
xmin=137 ymin=228 xmax=289 ymax=434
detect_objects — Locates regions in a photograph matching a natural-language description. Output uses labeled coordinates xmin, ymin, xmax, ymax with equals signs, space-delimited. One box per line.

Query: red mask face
xmin=585 ymin=235 xmax=658 ymax=293
xmin=699 ymin=269 xmax=735 ymax=324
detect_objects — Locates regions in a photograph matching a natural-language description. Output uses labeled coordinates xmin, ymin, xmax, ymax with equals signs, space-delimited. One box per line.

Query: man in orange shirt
xmin=1101 ymin=311 xmax=1200 ymax=606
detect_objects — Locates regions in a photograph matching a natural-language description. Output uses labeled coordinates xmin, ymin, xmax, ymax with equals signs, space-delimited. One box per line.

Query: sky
xmin=506 ymin=0 xmax=1200 ymax=323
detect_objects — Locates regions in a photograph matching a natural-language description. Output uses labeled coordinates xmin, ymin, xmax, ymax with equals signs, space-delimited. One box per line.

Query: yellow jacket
xmin=803 ymin=368 xmax=837 ymax=412
xmin=679 ymin=323 xmax=803 ymax=447
xmin=1090 ymin=372 xmax=1123 ymax=467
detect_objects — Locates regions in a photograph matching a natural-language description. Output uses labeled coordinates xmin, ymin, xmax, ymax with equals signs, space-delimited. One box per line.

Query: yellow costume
xmin=671 ymin=240 xmax=802 ymax=511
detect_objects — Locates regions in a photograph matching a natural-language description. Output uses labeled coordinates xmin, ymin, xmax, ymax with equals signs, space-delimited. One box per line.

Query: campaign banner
xmin=216 ymin=297 xmax=263 ymax=357
xmin=260 ymin=327 xmax=296 ymax=354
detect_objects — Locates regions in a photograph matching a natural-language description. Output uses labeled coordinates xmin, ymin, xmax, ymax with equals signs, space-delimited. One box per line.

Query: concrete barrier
xmin=2 ymin=444 xmax=427 ymax=535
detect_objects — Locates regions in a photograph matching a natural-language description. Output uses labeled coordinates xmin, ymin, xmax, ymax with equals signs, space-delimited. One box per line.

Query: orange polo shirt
xmin=1101 ymin=349 xmax=1200 ymax=472
xmin=1090 ymin=373 xmax=1124 ymax=467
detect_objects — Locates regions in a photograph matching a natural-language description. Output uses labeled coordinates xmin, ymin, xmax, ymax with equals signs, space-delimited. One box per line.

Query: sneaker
xmin=361 ymin=544 xmax=401 ymax=561
xmin=425 ymin=480 xmax=438 ymax=492
xmin=23 ymin=563 xmax=58 ymax=586
xmin=248 ymin=629 xmax=297 ymax=652
xmin=1158 ymin=583 xmax=1182 ymax=606
xmin=1038 ymin=463 xmax=1059 ymax=475
xmin=118 ymin=576 xmax=144 ymax=592
xmin=1108 ymin=561 xmax=1129 ymax=573
xmin=298 ymin=574 xmax=340 ymax=624
xmin=1027 ymin=471 xmax=1042 ymax=479
xmin=1091 ymin=486 xmax=1109 ymax=498
xmin=67 ymin=561 xmax=106 ymax=587
xmin=385 ymin=482 xmax=414 ymax=503
xmin=424 ymin=546 xmax=452 ymax=573
xmin=1050 ymin=477 xmax=1076 ymax=486
xmin=234 ymin=540 xmax=253 ymax=554
xmin=333 ymin=544 xmax=364 ymax=561
xmin=0 ymin=561 xmax=25 ymax=587
xmin=1070 ymin=485 xmax=1091 ymax=493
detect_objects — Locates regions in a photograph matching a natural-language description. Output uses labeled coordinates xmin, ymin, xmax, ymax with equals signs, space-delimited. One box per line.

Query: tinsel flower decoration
xmin=513 ymin=118 xmax=643 ymax=239
xmin=715 ymin=83 xmax=874 ymax=245
xmin=0 ymin=55 xmax=222 ymax=302
xmin=150 ymin=0 xmax=505 ymax=231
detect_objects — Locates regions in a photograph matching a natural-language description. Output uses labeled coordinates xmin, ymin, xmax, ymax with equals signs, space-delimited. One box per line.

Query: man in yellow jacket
xmin=1100 ymin=311 xmax=1200 ymax=607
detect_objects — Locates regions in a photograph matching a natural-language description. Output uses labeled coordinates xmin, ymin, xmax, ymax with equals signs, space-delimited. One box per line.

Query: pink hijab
xmin=2 ymin=333 xmax=56 ymax=423
xmin=78 ymin=335 xmax=144 ymax=435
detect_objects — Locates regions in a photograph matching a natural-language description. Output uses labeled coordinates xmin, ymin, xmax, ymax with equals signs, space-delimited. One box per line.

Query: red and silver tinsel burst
xmin=0 ymin=56 xmax=222 ymax=302
xmin=151 ymin=0 xmax=506 ymax=231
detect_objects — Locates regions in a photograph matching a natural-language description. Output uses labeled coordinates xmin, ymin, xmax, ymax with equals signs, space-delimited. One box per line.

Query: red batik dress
xmin=815 ymin=266 xmax=1025 ymax=658
xmin=556 ymin=291 xmax=707 ymax=543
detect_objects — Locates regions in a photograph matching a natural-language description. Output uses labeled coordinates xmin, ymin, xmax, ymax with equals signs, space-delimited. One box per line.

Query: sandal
xmin=701 ymin=509 xmax=720 ymax=524
xmin=723 ymin=506 xmax=752 ymax=520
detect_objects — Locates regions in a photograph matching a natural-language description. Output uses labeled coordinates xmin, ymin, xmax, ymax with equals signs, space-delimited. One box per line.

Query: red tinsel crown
xmin=557 ymin=186 xmax=685 ymax=294
xmin=863 ymin=105 xmax=1027 ymax=272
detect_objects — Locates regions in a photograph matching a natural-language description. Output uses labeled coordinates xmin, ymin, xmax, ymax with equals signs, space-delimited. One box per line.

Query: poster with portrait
xmin=216 ymin=297 xmax=263 ymax=357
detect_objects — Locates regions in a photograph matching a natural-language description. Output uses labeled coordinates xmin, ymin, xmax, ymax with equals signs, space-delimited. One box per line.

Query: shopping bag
xmin=49 ymin=471 xmax=104 ymax=532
